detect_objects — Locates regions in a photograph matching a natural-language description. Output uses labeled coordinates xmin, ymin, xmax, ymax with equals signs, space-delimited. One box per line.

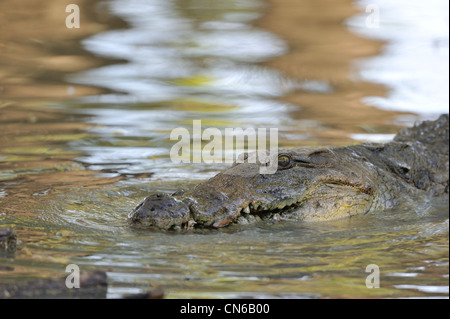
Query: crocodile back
xmin=394 ymin=114 xmax=449 ymax=195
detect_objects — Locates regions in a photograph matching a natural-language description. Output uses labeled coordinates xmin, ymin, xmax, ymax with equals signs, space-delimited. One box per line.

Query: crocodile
xmin=128 ymin=114 xmax=449 ymax=230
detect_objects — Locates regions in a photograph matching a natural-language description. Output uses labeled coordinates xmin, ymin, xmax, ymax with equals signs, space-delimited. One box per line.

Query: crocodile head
xmin=128 ymin=146 xmax=378 ymax=230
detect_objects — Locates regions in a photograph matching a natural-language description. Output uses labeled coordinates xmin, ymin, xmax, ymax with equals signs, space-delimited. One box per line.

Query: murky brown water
xmin=0 ymin=0 xmax=448 ymax=298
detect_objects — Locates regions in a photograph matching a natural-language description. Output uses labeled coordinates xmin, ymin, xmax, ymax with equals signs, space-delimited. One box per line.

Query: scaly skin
xmin=128 ymin=114 xmax=449 ymax=230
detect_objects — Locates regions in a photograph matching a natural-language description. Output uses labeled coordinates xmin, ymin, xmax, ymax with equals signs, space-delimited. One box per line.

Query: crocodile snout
xmin=128 ymin=193 xmax=191 ymax=230
xmin=128 ymin=188 xmax=242 ymax=230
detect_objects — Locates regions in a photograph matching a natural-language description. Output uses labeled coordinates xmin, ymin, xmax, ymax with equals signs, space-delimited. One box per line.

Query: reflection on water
xmin=68 ymin=0 xmax=304 ymax=177
xmin=348 ymin=0 xmax=449 ymax=115
xmin=0 ymin=0 xmax=448 ymax=298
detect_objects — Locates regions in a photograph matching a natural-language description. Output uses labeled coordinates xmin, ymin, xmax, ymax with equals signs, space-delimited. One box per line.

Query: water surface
xmin=0 ymin=0 xmax=448 ymax=298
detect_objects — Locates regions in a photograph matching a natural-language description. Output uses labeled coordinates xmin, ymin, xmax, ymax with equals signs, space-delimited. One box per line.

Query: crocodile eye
xmin=278 ymin=154 xmax=292 ymax=169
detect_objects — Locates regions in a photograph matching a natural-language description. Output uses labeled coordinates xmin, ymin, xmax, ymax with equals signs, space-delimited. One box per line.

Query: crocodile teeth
xmin=242 ymin=206 xmax=250 ymax=214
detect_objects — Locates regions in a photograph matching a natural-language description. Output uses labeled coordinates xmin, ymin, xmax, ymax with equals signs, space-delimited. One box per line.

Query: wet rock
xmin=0 ymin=271 xmax=108 ymax=299
xmin=0 ymin=270 xmax=164 ymax=299
xmin=0 ymin=227 xmax=17 ymax=255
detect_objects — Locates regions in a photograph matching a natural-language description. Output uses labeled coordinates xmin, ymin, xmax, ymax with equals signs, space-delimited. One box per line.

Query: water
xmin=0 ymin=0 xmax=448 ymax=298
xmin=348 ymin=0 xmax=449 ymax=115
xmin=66 ymin=0 xmax=300 ymax=177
